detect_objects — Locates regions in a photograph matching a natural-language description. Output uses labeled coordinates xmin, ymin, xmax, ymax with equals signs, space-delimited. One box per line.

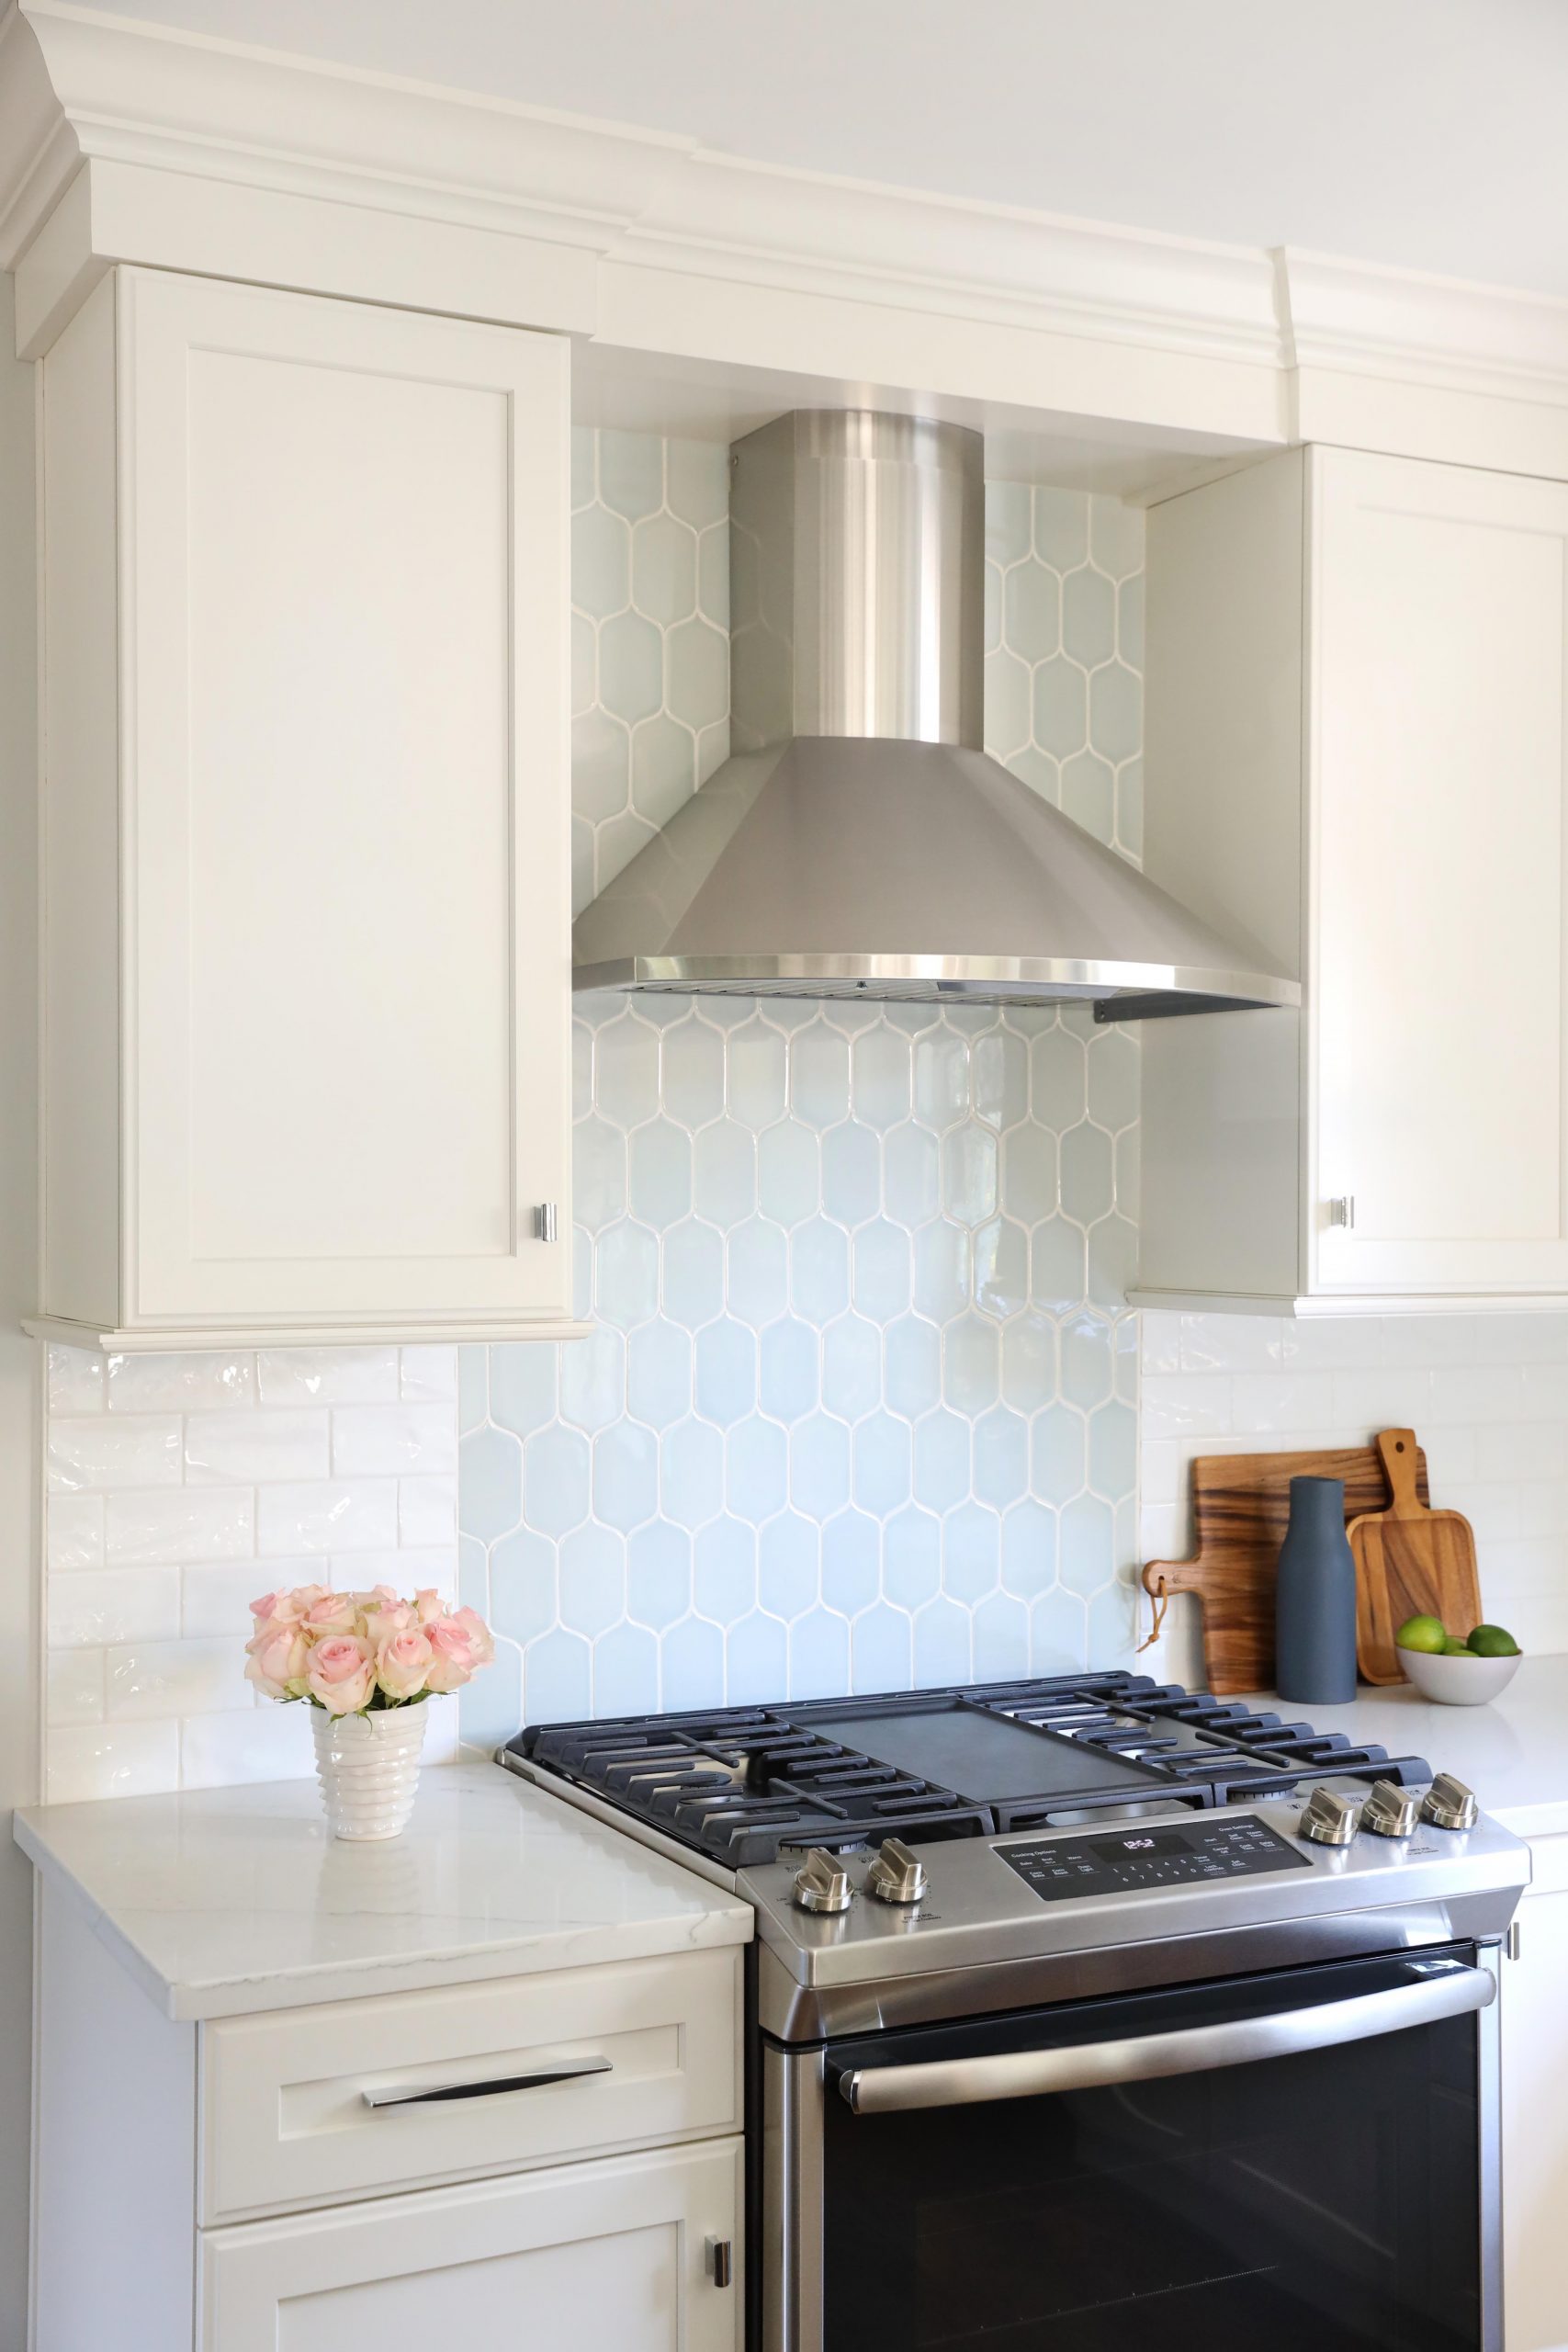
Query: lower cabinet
xmin=1504 ymin=1838 xmax=1568 ymax=2352
xmin=200 ymin=2138 xmax=743 ymax=2350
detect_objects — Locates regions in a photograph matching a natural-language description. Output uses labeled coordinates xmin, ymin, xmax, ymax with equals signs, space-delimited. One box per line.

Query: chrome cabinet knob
xmin=1360 ymin=1779 xmax=1420 ymax=1838
xmin=1299 ymin=1787 xmax=1361 ymax=1846
xmin=1421 ymin=1772 xmax=1479 ymax=1831
xmin=792 ymin=1848 xmax=852 ymax=1914
xmin=866 ymin=1838 xmax=928 ymax=1905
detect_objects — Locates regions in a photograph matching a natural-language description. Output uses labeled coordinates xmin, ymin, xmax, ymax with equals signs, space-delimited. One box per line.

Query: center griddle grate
xmin=511 ymin=1670 xmax=1431 ymax=1868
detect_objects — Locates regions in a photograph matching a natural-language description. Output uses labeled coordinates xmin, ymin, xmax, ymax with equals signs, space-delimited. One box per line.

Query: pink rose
xmin=303 ymin=1591 xmax=359 ymax=1635
xmin=375 ymin=1627 xmax=434 ymax=1702
xmin=423 ymin=1617 xmax=476 ymax=1693
xmin=305 ymin=1634 xmax=375 ymax=1714
xmin=363 ymin=1599 xmax=415 ymax=1636
xmin=245 ymin=1621 xmax=312 ymax=1698
xmin=250 ymin=1584 xmax=326 ymax=1629
xmin=412 ymin=1588 xmax=444 ymax=1627
xmin=446 ymin=1606 xmax=495 ymax=1668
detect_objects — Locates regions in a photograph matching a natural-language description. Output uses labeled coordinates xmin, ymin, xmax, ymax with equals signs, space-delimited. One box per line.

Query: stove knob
xmin=866 ymin=1838 xmax=928 ymax=1905
xmin=1359 ymin=1779 xmax=1420 ymax=1839
xmin=1420 ymin=1772 xmax=1480 ymax=1832
xmin=792 ymin=1848 xmax=852 ymax=1914
xmin=1298 ymin=1787 xmax=1361 ymax=1846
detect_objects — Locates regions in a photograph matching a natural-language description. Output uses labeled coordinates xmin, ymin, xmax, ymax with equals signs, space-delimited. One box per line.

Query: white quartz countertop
xmin=1243 ymin=1654 xmax=1568 ymax=1840
xmin=13 ymin=1762 xmax=751 ymax=2023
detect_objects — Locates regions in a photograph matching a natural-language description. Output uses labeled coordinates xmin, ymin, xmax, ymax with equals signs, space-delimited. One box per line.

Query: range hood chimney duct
xmin=572 ymin=410 xmax=1297 ymax=1019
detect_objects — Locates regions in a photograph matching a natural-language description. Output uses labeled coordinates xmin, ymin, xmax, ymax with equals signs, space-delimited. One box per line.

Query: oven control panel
xmin=998 ymin=1815 xmax=1312 ymax=1903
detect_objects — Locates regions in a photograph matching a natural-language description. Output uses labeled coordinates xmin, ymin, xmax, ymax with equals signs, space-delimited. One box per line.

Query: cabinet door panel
xmin=124 ymin=269 xmax=570 ymax=1327
xmin=1313 ymin=448 xmax=1568 ymax=1295
xmin=199 ymin=2140 xmax=741 ymax=2352
xmin=1504 ymin=1866 xmax=1568 ymax=2352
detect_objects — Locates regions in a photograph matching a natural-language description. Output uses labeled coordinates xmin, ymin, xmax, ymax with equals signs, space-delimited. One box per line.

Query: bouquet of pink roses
xmin=245 ymin=1584 xmax=494 ymax=1715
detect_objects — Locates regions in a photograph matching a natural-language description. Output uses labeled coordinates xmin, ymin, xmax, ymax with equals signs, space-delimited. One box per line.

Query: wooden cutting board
xmin=1348 ymin=1427 xmax=1482 ymax=1686
xmin=1141 ymin=1442 xmax=1429 ymax=1695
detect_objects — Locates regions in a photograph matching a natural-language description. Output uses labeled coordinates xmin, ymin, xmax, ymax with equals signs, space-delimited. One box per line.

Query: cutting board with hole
xmin=1348 ymin=1427 xmax=1482 ymax=1686
xmin=1141 ymin=1442 xmax=1429 ymax=1695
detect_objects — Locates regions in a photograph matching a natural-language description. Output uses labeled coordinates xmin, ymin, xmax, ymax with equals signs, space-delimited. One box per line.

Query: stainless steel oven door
xmin=761 ymin=1942 xmax=1503 ymax=2352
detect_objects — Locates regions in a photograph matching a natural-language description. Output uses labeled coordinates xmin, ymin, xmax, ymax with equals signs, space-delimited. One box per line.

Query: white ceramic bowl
xmin=1397 ymin=1645 xmax=1522 ymax=1706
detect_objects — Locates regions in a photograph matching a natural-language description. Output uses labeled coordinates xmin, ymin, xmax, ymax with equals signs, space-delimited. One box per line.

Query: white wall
xmin=0 ymin=268 xmax=40 ymax=2352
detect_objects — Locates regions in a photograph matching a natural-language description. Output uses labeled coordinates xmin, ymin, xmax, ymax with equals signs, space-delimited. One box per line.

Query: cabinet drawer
xmin=199 ymin=1946 xmax=741 ymax=2222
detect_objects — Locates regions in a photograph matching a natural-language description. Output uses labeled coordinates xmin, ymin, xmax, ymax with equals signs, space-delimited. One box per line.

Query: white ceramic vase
xmin=310 ymin=1704 xmax=427 ymax=1839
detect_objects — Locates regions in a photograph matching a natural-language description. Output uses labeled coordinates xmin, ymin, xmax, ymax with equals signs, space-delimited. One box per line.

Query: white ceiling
xmin=78 ymin=0 xmax=1568 ymax=297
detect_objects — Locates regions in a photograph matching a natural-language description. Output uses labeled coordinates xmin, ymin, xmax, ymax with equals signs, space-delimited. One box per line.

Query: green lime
xmin=1441 ymin=1637 xmax=1473 ymax=1655
xmin=1396 ymin=1614 xmax=1448 ymax=1654
xmin=1467 ymin=1623 xmax=1521 ymax=1657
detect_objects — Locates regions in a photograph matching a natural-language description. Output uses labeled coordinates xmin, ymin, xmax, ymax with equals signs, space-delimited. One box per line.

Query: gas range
xmin=506 ymin=1671 xmax=1529 ymax=2352
xmin=503 ymin=1668 xmax=1528 ymax=2033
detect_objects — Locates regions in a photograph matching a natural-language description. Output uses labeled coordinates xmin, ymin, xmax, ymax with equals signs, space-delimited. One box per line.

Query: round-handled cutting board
xmin=1347 ymin=1428 xmax=1482 ymax=1685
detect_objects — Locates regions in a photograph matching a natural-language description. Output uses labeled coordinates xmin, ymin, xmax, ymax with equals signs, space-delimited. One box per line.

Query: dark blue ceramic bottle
xmin=1274 ymin=1475 xmax=1358 ymax=1703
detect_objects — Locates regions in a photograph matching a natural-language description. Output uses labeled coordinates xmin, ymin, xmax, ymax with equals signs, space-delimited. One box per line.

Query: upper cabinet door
xmin=1311 ymin=448 xmax=1568 ymax=1296
xmin=40 ymin=268 xmax=575 ymax=1342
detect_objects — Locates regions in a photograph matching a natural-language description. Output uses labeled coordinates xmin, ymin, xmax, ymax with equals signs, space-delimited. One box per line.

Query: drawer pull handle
xmin=363 ymin=2056 xmax=612 ymax=2110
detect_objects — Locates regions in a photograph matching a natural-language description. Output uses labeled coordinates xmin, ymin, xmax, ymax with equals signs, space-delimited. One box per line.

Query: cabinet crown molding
xmin=6 ymin=0 xmax=1568 ymax=435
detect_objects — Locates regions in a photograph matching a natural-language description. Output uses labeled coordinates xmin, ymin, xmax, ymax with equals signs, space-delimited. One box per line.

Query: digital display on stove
xmin=999 ymin=1814 xmax=1311 ymax=1902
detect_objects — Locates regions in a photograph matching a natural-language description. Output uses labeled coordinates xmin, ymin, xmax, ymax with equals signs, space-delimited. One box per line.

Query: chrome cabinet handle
xmin=837 ymin=1964 xmax=1492 ymax=2115
xmin=363 ymin=2055 xmax=612 ymax=2110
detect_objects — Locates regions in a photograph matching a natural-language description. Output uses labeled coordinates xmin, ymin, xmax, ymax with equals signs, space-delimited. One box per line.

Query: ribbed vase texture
xmin=310 ymin=1706 xmax=427 ymax=1839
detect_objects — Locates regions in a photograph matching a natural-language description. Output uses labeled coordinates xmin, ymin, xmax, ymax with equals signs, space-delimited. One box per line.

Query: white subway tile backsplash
xmin=47 ymin=1492 xmax=104 ymax=1572
xmin=107 ymin=1351 xmax=257 ymax=1412
xmin=332 ymin=1403 xmax=457 ymax=1476
xmin=47 ymin=1649 xmax=105 ymax=1727
xmin=43 ymin=1342 xmax=459 ymax=1797
xmin=1140 ymin=1374 xmax=1230 ymax=1441
xmin=178 ymin=1704 xmax=317 ymax=1790
xmin=107 ymin=1488 xmax=255 ymax=1565
xmin=1229 ymin=1372 xmax=1335 ymax=1434
xmin=106 ymin=1638 xmax=252 ymax=1720
xmin=1179 ymin=1315 xmax=1286 ymax=1374
xmin=48 ymin=1347 xmax=105 ymax=1414
xmin=48 ymin=1414 xmax=182 ymax=1493
xmin=49 ymin=1568 xmax=182 ymax=1650
xmin=47 ymin=1721 xmax=181 ymax=1804
xmin=1279 ymin=1317 xmax=1384 ymax=1373
xmin=399 ymin=1475 xmax=457 ymax=1547
xmin=256 ymin=1478 xmax=400 ymax=1556
xmin=185 ymin=1408 xmax=329 ymax=1485
xmin=400 ymin=1346 xmax=457 ymax=1400
xmin=256 ymin=1346 xmax=400 ymax=1404
xmin=182 ymin=1561 xmax=274 ymax=1637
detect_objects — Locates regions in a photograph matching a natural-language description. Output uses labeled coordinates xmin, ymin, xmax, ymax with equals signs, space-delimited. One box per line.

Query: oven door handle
xmin=835 ymin=1962 xmax=1495 ymax=2115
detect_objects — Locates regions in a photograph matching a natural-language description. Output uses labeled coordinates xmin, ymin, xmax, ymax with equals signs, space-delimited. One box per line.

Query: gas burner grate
xmin=510 ymin=1670 xmax=1431 ymax=1867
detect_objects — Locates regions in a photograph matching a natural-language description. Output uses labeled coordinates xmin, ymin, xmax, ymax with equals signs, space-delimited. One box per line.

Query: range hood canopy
xmin=573 ymin=410 xmax=1297 ymax=1020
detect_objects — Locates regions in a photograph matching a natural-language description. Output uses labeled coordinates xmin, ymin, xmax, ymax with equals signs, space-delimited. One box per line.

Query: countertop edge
xmin=14 ymin=1783 xmax=754 ymax=2024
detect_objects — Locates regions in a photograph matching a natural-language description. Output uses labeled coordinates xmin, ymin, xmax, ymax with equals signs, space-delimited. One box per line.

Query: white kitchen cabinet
xmin=1135 ymin=445 xmax=1568 ymax=1315
xmin=1504 ymin=1838 xmax=1568 ymax=2352
xmin=30 ymin=1874 xmax=744 ymax=2352
xmin=199 ymin=2140 xmax=742 ymax=2351
xmin=34 ymin=265 xmax=579 ymax=1350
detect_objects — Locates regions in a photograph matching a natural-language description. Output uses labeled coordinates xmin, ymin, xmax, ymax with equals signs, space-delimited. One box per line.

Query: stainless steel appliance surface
xmin=571 ymin=410 xmax=1299 ymax=1019
xmin=503 ymin=1670 xmax=1529 ymax=2352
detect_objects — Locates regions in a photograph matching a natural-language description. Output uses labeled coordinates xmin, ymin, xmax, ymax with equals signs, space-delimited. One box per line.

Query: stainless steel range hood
xmin=573 ymin=410 xmax=1297 ymax=1018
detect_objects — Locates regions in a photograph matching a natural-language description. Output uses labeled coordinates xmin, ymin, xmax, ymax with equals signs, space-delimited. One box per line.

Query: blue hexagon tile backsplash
xmin=457 ymin=430 xmax=1145 ymax=1743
